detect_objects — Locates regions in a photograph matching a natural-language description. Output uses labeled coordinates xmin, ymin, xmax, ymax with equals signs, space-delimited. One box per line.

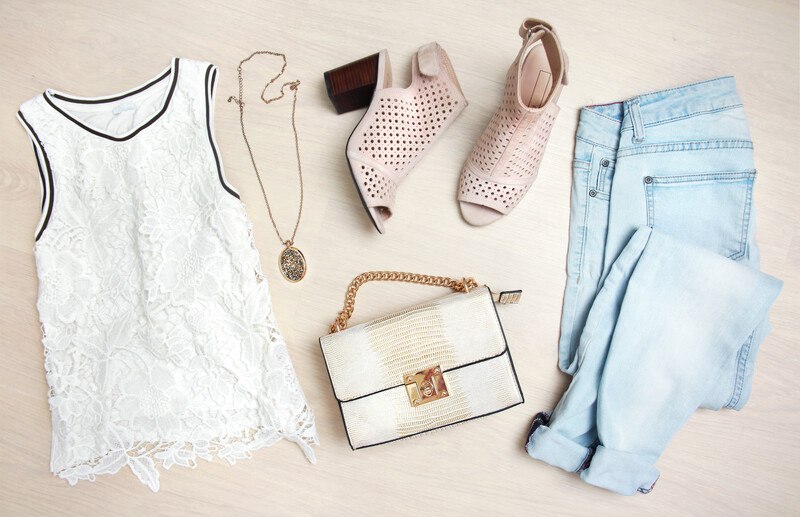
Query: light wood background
xmin=1 ymin=0 xmax=798 ymax=515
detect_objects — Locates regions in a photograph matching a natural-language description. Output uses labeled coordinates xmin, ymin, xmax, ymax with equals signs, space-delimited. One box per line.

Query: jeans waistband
xmin=577 ymin=76 xmax=743 ymax=149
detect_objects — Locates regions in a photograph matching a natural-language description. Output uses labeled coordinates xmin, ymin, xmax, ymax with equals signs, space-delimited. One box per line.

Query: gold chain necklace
xmin=228 ymin=50 xmax=307 ymax=282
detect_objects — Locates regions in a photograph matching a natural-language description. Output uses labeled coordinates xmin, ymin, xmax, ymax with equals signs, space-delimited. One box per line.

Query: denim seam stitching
xmin=621 ymin=139 xmax=754 ymax=154
xmin=563 ymin=144 xmax=598 ymax=369
xmin=594 ymin=160 xmax=602 ymax=192
xmin=728 ymin=332 xmax=755 ymax=409
xmin=576 ymin=145 xmax=596 ymax=285
xmin=593 ymin=190 xmax=610 ymax=201
xmin=598 ymin=163 xmax=606 ymax=192
xmin=586 ymin=110 xmax=620 ymax=123
xmin=573 ymin=160 xmax=591 ymax=171
xmin=617 ymin=139 xmax=753 ymax=157
xmin=559 ymin=291 xmax=582 ymax=370
xmin=648 ymin=170 xmax=756 ymax=183
xmin=729 ymin=178 xmax=754 ymax=260
xmin=596 ymin=159 xmax=611 ymax=192
xmin=645 ymin=171 xmax=755 ymax=259
xmin=636 ymin=75 xmax=735 ymax=99
xmin=640 ymin=104 xmax=744 ymax=128
xmin=576 ymin=135 xmax=617 ymax=150
xmin=630 ymin=99 xmax=645 ymax=143
xmin=570 ymin=230 xmax=651 ymax=371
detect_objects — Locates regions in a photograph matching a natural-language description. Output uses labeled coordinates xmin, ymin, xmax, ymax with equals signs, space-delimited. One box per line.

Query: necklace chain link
xmin=228 ymin=50 xmax=304 ymax=247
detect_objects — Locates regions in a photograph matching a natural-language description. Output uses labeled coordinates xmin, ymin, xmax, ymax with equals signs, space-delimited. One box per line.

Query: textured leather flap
xmin=319 ymin=286 xmax=508 ymax=402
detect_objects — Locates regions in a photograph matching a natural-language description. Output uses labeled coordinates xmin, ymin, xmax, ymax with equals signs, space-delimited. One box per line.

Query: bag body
xmin=320 ymin=286 xmax=524 ymax=449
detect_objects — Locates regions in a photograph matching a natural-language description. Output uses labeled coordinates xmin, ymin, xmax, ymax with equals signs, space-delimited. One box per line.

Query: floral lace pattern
xmin=18 ymin=59 xmax=318 ymax=492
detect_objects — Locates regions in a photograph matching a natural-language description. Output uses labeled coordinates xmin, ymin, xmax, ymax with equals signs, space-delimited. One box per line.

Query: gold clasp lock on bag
xmin=404 ymin=365 xmax=449 ymax=406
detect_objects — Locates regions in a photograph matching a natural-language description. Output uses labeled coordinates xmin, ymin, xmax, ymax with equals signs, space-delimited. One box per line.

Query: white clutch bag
xmin=320 ymin=271 xmax=524 ymax=449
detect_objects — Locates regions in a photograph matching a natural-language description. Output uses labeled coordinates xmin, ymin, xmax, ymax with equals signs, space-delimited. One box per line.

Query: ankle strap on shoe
xmin=417 ymin=42 xmax=441 ymax=77
xmin=519 ymin=18 xmax=554 ymax=39
xmin=518 ymin=18 xmax=569 ymax=86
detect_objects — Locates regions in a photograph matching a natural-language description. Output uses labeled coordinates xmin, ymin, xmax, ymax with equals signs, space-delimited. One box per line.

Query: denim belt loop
xmin=629 ymin=98 xmax=646 ymax=143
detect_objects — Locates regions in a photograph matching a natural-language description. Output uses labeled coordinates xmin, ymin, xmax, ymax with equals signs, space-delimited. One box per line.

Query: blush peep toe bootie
xmin=325 ymin=43 xmax=467 ymax=233
xmin=458 ymin=18 xmax=568 ymax=226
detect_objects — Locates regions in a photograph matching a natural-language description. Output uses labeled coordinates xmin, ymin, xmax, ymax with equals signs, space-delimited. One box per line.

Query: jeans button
xmin=589 ymin=189 xmax=597 ymax=197
xmin=601 ymin=159 xmax=610 ymax=167
xmin=644 ymin=176 xmax=653 ymax=184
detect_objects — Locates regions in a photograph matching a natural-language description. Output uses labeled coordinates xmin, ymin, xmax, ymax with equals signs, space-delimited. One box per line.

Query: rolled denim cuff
xmin=525 ymin=414 xmax=593 ymax=473
xmin=579 ymin=445 xmax=660 ymax=495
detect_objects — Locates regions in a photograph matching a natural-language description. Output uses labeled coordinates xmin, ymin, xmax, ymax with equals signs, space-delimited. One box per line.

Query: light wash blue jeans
xmin=525 ymin=77 xmax=783 ymax=495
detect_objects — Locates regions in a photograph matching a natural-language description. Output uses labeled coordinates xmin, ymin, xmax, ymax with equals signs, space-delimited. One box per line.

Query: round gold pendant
xmin=279 ymin=245 xmax=307 ymax=282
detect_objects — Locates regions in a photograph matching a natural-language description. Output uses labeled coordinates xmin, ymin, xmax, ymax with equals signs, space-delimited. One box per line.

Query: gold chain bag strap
xmin=320 ymin=271 xmax=524 ymax=449
xmin=328 ymin=271 xmax=480 ymax=333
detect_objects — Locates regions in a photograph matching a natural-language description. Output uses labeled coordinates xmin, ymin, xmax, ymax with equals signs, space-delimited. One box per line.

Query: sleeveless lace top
xmin=16 ymin=58 xmax=318 ymax=491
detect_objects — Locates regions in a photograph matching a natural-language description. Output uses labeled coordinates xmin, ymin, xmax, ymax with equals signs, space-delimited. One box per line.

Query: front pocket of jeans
xmin=644 ymin=171 xmax=756 ymax=260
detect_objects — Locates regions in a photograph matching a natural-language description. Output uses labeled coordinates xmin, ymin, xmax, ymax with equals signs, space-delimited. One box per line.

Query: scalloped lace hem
xmin=54 ymin=425 xmax=319 ymax=492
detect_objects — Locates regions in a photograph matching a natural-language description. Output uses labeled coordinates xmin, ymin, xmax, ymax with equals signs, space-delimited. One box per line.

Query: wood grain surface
xmin=1 ymin=0 xmax=798 ymax=515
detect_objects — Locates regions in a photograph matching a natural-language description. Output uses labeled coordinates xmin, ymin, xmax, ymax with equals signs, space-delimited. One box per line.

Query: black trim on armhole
xmin=204 ymin=64 xmax=239 ymax=199
xmin=31 ymin=142 xmax=46 ymax=212
xmin=18 ymin=111 xmax=55 ymax=241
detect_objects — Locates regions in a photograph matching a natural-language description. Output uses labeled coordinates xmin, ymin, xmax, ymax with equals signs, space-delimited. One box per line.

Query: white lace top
xmin=16 ymin=58 xmax=318 ymax=491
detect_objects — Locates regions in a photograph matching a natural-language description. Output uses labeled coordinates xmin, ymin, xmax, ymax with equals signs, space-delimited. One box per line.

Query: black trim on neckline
xmin=42 ymin=58 xmax=180 ymax=142
xmin=50 ymin=68 xmax=171 ymax=105
xmin=18 ymin=111 xmax=55 ymax=241
xmin=204 ymin=64 xmax=239 ymax=199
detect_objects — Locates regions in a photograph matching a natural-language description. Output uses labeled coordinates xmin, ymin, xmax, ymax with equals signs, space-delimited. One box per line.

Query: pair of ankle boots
xmin=324 ymin=18 xmax=568 ymax=233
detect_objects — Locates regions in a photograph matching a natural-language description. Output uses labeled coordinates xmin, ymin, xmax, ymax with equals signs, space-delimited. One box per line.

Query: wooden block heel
xmin=324 ymin=52 xmax=381 ymax=114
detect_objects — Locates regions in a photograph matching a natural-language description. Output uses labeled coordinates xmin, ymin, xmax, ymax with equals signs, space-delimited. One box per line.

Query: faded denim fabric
xmin=526 ymin=77 xmax=783 ymax=495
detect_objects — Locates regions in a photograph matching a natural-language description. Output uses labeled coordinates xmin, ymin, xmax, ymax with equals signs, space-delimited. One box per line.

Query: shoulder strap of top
xmin=178 ymin=58 xmax=240 ymax=199
xmin=203 ymin=60 xmax=239 ymax=199
xmin=17 ymin=98 xmax=55 ymax=241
